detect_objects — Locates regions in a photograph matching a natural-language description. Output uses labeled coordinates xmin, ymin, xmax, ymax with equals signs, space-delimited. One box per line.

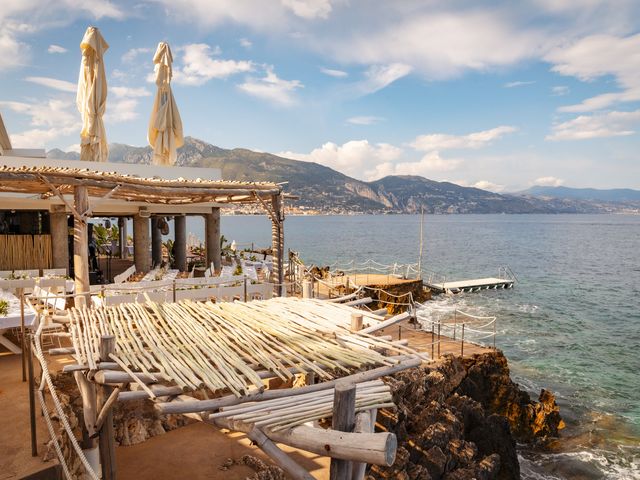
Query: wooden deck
xmin=426 ymin=277 xmax=514 ymax=294
xmin=375 ymin=319 xmax=493 ymax=359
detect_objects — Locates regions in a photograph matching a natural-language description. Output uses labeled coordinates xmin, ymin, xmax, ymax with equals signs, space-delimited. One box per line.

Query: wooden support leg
xmin=330 ymin=382 xmax=356 ymax=480
xmin=98 ymin=335 xmax=117 ymax=480
xmin=247 ymin=427 xmax=315 ymax=480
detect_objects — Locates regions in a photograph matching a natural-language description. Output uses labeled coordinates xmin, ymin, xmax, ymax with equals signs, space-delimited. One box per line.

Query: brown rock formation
xmin=369 ymin=351 xmax=563 ymax=480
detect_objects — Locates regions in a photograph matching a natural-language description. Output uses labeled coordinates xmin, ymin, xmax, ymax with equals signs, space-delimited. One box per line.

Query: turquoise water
xmin=187 ymin=214 xmax=640 ymax=478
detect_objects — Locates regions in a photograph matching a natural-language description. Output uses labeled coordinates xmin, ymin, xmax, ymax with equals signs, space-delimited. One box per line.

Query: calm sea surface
xmin=187 ymin=214 xmax=640 ymax=479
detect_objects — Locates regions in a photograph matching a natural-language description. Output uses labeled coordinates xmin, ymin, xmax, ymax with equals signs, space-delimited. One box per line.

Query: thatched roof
xmin=0 ymin=164 xmax=282 ymax=205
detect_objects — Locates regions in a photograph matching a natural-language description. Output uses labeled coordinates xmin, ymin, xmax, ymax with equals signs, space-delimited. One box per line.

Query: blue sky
xmin=1 ymin=0 xmax=639 ymax=191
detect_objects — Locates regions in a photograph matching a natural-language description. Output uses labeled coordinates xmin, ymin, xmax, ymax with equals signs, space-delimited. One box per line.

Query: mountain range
xmin=47 ymin=137 xmax=640 ymax=214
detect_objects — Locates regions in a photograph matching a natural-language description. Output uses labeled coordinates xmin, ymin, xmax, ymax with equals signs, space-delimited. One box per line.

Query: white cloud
xmin=546 ymin=109 xmax=640 ymax=140
xmin=504 ymin=80 xmax=535 ymax=88
xmin=347 ymin=116 xmax=383 ymax=125
xmin=122 ymin=47 xmax=153 ymax=63
xmin=552 ymin=85 xmax=570 ymax=96
xmin=411 ymin=126 xmax=518 ymax=151
xmin=533 ymin=176 xmax=565 ymax=187
xmin=65 ymin=143 xmax=81 ymax=153
xmin=359 ymin=63 xmax=412 ymax=94
xmin=369 ymin=152 xmax=463 ymax=180
xmin=320 ymin=67 xmax=348 ymax=78
xmin=174 ymin=43 xmax=253 ymax=86
xmin=0 ymin=97 xmax=80 ymax=148
xmin=104 ymin=86 xmax=152 ymax=123
xmin=25 ymin=76 xmax=76 ymax=93
xmin=237 ymin=66 xmax=302 ymax=106
xmin=278 ymin=140 xmax=402 ymax=179
xmin=239 ymin=38 xmax=252 ymax=48
xmin=281 ymin=0 xmax=332 ymax=19
xmin=471 ymin=180 xmax=505 ymax=192
xmin=47 ymin=44 xmax=67 ymax=54
xmin=324 ymin=10 xmax=545 ymax=80
xmin=110 ymin=86 xmax=151 ymax=98
xmin=0 ymin=1 xmax=124 ymax=70
xmin=546 ymin=33 xmax=640 ymax=112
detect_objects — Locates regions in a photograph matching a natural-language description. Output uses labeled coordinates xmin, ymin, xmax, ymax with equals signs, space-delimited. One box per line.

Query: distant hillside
xmin=522 ymin=185 xmax=640 ymax=202
xmin=46 ymin=138 xmax=638 ymax=214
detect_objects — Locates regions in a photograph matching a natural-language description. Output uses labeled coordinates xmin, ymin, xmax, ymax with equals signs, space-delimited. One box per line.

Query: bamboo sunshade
xmin=0 ymin=234 xmax=52 ymax=270
xmin=69 ymin=298 xmax=418 ymax=397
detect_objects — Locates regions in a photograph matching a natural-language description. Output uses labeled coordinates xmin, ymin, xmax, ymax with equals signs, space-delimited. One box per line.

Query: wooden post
xmin=302 ymin=280 xmax=312 ymax=299
xmin=98 ymin=335 xmax=117 ymax=480
xmin=151 ymin=217 xmax=163 ymax=267
xmin=173 ymin=215 xmax=187 ymax=271
xmin=243 ymin=276 xmax=248 ymax=302
xmin=350 ymin=313 xmax=363 ymax=332
xmin=133 ymin=212 xmax=151 ymax=273
xmin=331 ymin=382 xmax=356 ymax=480
xmin=271 ymin=193 xmax=284 ymax=296
xmin=74 ymin=185 xmax=90 ymax=308
xmin=437 ymin=322 xmax=441 ymax=358
xmin=27 ymin=332 xmax=37 ymax=456
xmin=50 ymin=205 xmax=69 ymax=271
xmin=461 ymin=324 xmax=465 ymax=357
xmin=205 ymin=208 xmax=221 ymax=274
xmin=20 ymin=288 xmax=26 ymax=381
xmin=118 ymin=217 xmax=127 ymax=259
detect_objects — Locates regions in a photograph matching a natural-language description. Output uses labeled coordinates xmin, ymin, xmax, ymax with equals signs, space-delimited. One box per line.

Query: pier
xmin=425 ymin=266 xmax=517 ymax=294
xmin=426 ymin=277 xmax=514 ymax=294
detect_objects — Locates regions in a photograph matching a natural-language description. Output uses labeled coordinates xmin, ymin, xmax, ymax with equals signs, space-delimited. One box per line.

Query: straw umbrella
xmin=148 ymin=42 xmax=183 ymax=166
xmin=77 ymin=26 xmax=109 ymax=162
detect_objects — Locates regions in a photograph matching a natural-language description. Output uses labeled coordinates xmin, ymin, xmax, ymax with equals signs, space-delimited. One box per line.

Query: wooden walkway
xmin=375 ymin=319 xmax=493 ymax=359
xmin=426 ymin=277 xmax=514 ymax=294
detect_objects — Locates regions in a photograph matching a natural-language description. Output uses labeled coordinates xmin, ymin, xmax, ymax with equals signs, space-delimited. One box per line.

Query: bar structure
xmin=0 ymin=158 xmax=287 ymax=295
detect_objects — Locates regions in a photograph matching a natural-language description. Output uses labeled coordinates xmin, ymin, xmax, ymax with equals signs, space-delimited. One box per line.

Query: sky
xmin=1 ymin=0 xmax=639 ymax=192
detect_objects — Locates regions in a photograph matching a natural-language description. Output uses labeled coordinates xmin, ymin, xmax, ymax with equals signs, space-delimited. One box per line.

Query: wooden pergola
xmin=0 ymin=165 xmax=287 ymax=303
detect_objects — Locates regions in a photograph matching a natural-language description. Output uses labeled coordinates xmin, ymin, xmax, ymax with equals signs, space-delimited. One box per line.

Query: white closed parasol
xmin=148 ymin=42 xmax=183 ymax=166
xmin=77 ymin=26 xmax=109 ymax=162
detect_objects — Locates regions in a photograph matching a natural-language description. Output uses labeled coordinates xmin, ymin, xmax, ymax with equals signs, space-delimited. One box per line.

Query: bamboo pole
xmin=156 ymin=358 xmax=421 ymax=415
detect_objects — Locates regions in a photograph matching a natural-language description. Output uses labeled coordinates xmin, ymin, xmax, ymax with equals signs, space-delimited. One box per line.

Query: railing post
xmin=437 ymin=322 xmax=441 ymax=358
xmin=461 ymin=324 xmax=465 ymax=357
xmin=28 ymin=332 xmax=37 ymax=456
xmin=453 ymin=310 xmax=457 ymax=340
xmin=431 ymin=322 xmax=435 ymax=359
xmin=493 ymin=319 xmax=496 ymax=349
xmin=20 ymin=287 xmax=26 ymax=382
xmin=172 ymin=280 xmax=177 ymax=303
xmin=243 ymin=276 xmax=248 ymax=302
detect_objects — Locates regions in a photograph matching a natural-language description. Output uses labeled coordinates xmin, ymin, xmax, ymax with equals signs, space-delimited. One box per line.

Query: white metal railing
xmin=498 ymin=265 xmax=518 ymax=282
xmin=415 ymin=304 xmax=498 ymax=355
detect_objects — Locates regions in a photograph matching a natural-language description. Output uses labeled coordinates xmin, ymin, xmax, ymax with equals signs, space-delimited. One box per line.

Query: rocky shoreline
xmin=371 ymin=350 xmax=563 ymax=480
xmin=47 ymin=350 xmax=562 ymax=479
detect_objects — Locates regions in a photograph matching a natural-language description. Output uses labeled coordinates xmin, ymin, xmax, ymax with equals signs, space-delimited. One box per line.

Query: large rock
xmin=369 ymin=351 xmax=563 ymax=480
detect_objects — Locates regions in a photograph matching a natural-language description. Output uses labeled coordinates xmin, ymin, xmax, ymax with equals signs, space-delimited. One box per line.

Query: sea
xmin=186 ymin=213 xmax=640 ymax=479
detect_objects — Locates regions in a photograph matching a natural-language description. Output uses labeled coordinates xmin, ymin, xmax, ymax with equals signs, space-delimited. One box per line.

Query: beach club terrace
xmin=0 ymin=114 xmax=287 ymax=304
